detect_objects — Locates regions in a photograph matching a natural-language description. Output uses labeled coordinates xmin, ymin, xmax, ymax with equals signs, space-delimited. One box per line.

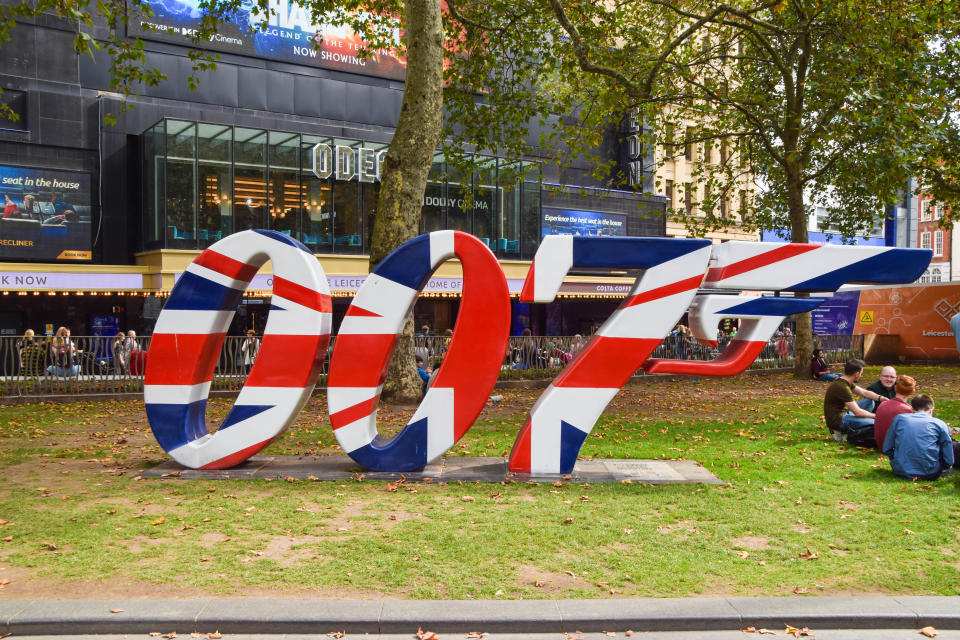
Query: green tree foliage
xmin=443 ymin=0 xmax=960 ymax=375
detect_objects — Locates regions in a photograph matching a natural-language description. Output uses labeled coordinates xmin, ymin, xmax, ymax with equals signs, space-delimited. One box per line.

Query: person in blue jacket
xmin=883 ymin=394 xmax=960 ymax=481
xmin=415 ymin=355 xmax=431 ymax=399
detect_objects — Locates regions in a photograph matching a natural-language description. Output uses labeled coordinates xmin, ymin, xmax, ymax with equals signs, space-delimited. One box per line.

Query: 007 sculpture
xmin=144 ymin=229 xmax=931 ymax=475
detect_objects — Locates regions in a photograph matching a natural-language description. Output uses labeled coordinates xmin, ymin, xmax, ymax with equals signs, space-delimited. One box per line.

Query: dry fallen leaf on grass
xmin=40 ymin=541 xmax=57 ymax=551
xmin=793 ymin=587 xmax=810 ymax=594
xmin=798 ymin=548 xmax=818 ymax=559
xmin=920 ymin=626 xmax=938 ymax=637
xmin=534 ymin=579 xmax=546 ymax=587
xmin=151 ymin=517 xmax=165 ymax=526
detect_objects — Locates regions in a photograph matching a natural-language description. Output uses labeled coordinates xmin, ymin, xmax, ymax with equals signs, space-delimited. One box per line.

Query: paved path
xmin=141 ymin=456 xmax=724 ymax=484
xmin=0 ymin=596 xmax=957 ymax=636
xmin=14 ymin=633 xmax=960 ymax=640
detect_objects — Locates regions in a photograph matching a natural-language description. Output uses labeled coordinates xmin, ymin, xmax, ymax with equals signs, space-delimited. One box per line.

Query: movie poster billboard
xmin=541 ymin=207 xmax=627 ymax=238
xmin=811 ymin=290 xmax=861 ymax=336
xmin=0 ymin=165 xmax=92 ymax=262
xmin=129 ymin=0 xmax=406 ymax=80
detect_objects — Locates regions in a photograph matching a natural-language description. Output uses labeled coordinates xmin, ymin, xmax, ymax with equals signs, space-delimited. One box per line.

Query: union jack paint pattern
xmin=645 ymin=241 xmax=932 ymax=376
xmin=644 ymin=295 xmax=827 ymax=376
xmin=701 ymin=242 xmax=932 ymax=292
xmin=145 ymin=230 xmax=331 ymax=469
xmin=509 ymin=236 xmax=713 ymax=475
xmin=327 ymin=231 xmax=510 ymax=472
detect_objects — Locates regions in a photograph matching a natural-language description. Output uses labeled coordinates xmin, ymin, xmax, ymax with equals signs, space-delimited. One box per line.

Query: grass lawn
xmin=0 ymin=365 xmax=958 ymax=600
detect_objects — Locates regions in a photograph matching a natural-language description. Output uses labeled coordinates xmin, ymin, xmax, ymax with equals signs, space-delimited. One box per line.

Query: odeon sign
xmin=144 ymin=230 xmax=931 ymax=475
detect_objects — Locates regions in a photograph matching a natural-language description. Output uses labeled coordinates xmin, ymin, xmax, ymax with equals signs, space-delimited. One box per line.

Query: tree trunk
xmin=369 ymin=0 xmax=444 ymax=404
xmin=786 ymin=165 xmax=813 ymax=379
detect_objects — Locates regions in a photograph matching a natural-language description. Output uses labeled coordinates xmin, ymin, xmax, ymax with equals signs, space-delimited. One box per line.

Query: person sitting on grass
xmin=823 ymin=358 xmax=887 ymax=446
xmin=882 ymin=394 xmax=959 ymax=481
xmin=861 ymin=365 xmax=898 ymax=412
xmin=810 ymin=349 xmax=840 ymax=381
xmin=874 ymin=375 xmax=915 ymax=450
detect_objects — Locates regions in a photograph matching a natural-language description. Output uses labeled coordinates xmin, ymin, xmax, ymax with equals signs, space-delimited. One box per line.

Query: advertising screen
xmin=811 ymin=290 xmax=861 ymax=336
xmin=541 ymin=207 xmax=627 ymax=238
xmin=0 ymin=165 xmax=92 ymax=262
xmin=129 ymin=0 xmax=406 ymax=80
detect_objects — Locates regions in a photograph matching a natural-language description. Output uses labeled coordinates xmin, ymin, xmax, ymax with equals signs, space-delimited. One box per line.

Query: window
xmin=703 ymin=184 xmax=713 ymax=215
xmin=934 ymin=203 xmax=942 ymax=220
xmin=719 ymin=141 xmax=727 ymax=164
xmin=931 ymin=267 xmax=942 ymax=283
xmin=166 ymin=120 xmax=197 ymax=249
xmin=739 ymin=189 xmax=748 ymax=218
xmin=665 ymin=180 xmax=674 ymax=207
xmin=921 ymin=231 xmax=931 ymax=250
xmin=197 ymin=123 xmax=232 ymax=246
xmin=233 ymin=127 xmax=267 ymax=232
xmin=301 ymin=134 xmax=332 ymax=253
xmin=921 ymin=200 xmax=933 ymax=221
xmin=685 ymin=127 xmax=695 ymax=161
xmin=684 ymin=183 xmax=695 ymax=215
xmin=719 ymin=197 xmax=727 ymax=219
xmin=934 ymin=230 xmax=943 ymax=257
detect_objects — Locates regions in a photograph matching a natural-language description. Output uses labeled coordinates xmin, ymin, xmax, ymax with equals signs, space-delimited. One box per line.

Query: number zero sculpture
xmin=145 ymin=229 xmax=931 ymax=475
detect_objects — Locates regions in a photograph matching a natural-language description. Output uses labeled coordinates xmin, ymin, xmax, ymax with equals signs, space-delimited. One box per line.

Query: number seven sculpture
xmin=146 ymin=230 xmax=930 ymax=474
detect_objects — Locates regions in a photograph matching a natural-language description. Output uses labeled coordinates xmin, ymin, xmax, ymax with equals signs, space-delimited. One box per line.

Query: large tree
xmin=443 ymin=0 xmax=960 ymax=376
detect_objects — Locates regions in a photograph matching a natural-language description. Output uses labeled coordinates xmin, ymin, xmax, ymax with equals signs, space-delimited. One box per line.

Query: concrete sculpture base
xmin=141 ymin=455 xmax=724 ymax=484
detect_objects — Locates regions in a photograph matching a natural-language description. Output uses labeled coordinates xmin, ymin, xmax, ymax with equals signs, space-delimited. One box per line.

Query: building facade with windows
xmin=0 ymin=6 xmax=668 ymax=339
xmin=655 ymin=119 xmax=757 ymax=243
xmin=917 ymin=195 xmax=952 ymax=283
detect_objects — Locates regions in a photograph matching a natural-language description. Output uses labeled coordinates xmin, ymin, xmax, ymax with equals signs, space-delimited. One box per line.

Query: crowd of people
xmin=15 ymin=327 xmax=142 ymax=377
xmin=820 ymin=357 xmax=958 ymax=481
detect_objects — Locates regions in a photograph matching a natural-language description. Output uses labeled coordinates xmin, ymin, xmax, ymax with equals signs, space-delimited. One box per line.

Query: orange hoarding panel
xmin=854 ymin=284 xmax=960 ymax=360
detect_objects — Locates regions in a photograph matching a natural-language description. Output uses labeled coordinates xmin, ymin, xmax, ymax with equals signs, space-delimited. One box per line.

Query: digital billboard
xmin=541 ymin=207 xmax=627 ymax=238
xmin=0 ymin=165 xmax=92 ymax=262
xmin=811 ymin=289 xmax=861 ymax=335
xmin=129 ymin=0 xmax=406 ymax=80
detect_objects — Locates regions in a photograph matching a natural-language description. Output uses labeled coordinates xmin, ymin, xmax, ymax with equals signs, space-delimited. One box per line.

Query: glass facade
xmin=142 ymin=119 xmax=542 ymax=259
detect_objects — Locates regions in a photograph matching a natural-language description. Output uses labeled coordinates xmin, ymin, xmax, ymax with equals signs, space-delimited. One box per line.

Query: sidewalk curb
xmin=0 ymin=597 xmax=958 ymax=635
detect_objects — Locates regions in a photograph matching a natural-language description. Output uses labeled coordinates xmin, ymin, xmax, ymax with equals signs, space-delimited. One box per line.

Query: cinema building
xmin=0 ymin=2 xmax=674 ymax=339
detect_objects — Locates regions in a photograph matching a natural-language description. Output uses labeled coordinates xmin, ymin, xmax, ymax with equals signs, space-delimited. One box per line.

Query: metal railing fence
xmin=0 ymin=333 xmax=863 ymax=398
